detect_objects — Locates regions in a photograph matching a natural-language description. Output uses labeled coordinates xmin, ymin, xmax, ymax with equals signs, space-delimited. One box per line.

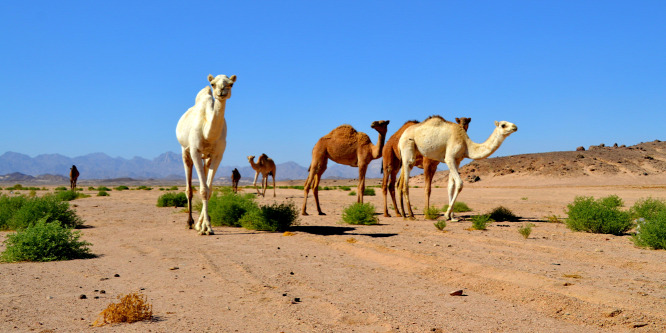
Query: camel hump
xmin=194 ymin=86 xmax=212 ymax=104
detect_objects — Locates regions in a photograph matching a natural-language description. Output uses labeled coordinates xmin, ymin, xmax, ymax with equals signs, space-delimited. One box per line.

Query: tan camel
xmin=302 ymin=120 xmax=390 ymax=215
xmin=247 ymin=154 xmax=276 ymax=197
xmin=231 ymin=168 xmax=241 ymax=193
xmin=398 ymin=116 xmax=517 ymax=220
xmin=69 ymin=165 xmax=79 ymax=190
xmin=176 ymin=74 xmax=236 ymax=235
xmin=382 ymin=117 xmax=472 ymax=217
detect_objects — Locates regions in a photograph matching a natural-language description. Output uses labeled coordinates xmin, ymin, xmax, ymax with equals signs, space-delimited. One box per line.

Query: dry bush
xmin=92 ymin=292 xmax=153 ymax=326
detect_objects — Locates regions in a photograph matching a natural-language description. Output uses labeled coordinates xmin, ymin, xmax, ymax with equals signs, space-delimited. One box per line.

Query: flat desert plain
xmin=1 ymin=175 xmax=665 ymax=332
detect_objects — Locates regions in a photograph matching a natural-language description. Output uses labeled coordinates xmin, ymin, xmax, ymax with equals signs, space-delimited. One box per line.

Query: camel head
xmin=247 ymin=155 xmax=255 ymax=163
xmin=455 ymin=117 xmax=472 ymax=131
xmin=494 ymin=121 xmax=518 ymax=136
xmin=371 ymin=120 xmax=390 ymax=134
xmin=208 ymin=74 xmax=237 ymax=100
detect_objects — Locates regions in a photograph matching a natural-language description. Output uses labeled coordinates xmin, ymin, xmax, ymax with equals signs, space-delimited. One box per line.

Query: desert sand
xmin=1 ymin=175 xmax=665 ymax=332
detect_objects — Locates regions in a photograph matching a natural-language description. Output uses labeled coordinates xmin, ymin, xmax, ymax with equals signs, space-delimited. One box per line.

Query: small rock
xmin=594 ymin=248 xmax=603 ymax=252
xmin=632 ymin=323 xmax=648 ymax=328
xmin=114 ymin=274 xmax=120 ymax=277
xmin=449 ymin=290 xmax=464 ymax=296
xmin=606 ymin=309 xmax=622 ymax=317
xmin=46 ymin=296 xmax=53 ymax=300
xmin=100 ymin=290 xmax=106 ymax=294
xmin=290 ymin=272 xmax=294 ymax=275
xmin=563 ymin=282 xmax=573 ymax=286
xmin=79 ymin=294 xmax=87 ymax=299
xmin=576 ymin=146 xmax=585 ymax=151
xmin=293 ymin=297 xmax=301 ymax=302
xmin=169 ymin=267 xmax=179 ymax=270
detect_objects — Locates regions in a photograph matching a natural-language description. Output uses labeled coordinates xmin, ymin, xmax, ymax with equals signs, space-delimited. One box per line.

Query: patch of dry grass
xmin=92 ymin=292 xmax=153 ymax=327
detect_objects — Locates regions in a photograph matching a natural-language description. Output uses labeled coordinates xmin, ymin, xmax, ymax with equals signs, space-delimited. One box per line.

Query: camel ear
xmin=230 ymin=75 xmax=237 ymax=82
xmin=208 ymin=74 xmax=214 ymax=83
xmin=456 ymin=117 xmax=460 ymax=123
xmin=495 ymin=121 xmax=499 ymax=127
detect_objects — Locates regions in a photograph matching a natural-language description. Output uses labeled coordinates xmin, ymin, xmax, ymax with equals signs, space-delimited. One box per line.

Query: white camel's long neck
xmin=202 ymin=98 xmax=226 ymax=141
xmin=466 ymin=128 xmax=506 ymax=160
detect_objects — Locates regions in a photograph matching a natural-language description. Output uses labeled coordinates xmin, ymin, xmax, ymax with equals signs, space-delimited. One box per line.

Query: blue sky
xmin=1 ymin=1 xmax=664 ymax=168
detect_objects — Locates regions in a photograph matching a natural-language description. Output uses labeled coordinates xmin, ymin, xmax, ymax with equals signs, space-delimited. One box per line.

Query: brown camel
xmin=69 ymin=165 xmax=79 ymax=190
xmin=382 ymin=117 xmax=472 ymax=217
xmin=302 ymin=120 xmax=390 ymax=215
xmin=231 ymin=168 xmax=241 ymax=193
xmin=247 ymin=154 xmax=276 ymax=197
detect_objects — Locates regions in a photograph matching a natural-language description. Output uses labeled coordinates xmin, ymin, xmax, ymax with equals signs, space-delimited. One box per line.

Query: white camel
xmin=398 ymin=116 xmax=517 ymax=220
xmin=176 ymin=74 xmax=236 ymax=235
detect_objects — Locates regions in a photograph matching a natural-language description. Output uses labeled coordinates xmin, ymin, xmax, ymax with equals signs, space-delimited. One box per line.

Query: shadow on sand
xmin=291 ymin=225 xmax=397 ymax=238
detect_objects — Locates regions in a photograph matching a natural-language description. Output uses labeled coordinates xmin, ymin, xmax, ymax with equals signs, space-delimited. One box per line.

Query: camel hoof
xmin=302 ymin=212 xmax=309 ymax=216
xmin=383 ymin=213 xmax=391 ymax=217
xmin=318 ymin=212 xmax=326 ymax=216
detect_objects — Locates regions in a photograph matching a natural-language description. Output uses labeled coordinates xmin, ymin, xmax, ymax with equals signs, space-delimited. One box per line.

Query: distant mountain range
xmin=0 ymin=151 xmax=399 ymax=181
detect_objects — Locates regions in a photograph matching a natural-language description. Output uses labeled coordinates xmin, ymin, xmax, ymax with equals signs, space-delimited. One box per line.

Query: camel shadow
xmin=291 ymin=226 xmax=397 ymax=238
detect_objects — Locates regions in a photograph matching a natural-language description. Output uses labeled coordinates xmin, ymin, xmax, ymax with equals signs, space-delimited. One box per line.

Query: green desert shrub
xmin=97 ymin=190 xmax=110 ymax=197
xmin=565 ymin=195 xmax=633 ymax=235
xmin=239 ymin=201 xmax=299 ymax=232
xmin=443 ymin=201 xmax=472 ymax=213
xmin=1 ymin=218 xmax=94 ymax=262
xmin=630 ymin=198 xmax=666 ymax=250
xmin=2 ymin=194 xmax=83 ymax=230
xmin=54 ymin=186 xmax=68 ymax=191
xmin=136 ymin=186 xmax=152 ymax=191
xmin=167 ymin=186 xmax=179 ymax=191
xmin=95 ymin=186 xmax=111 ymax=191
xmin=55 ymin=190 xmax=88 ymax=201
xmin=339 ymin=186 xmax=351 ymax=191
xmin=630 ymin=197 xmax=666 ymax=221
xmin=488 ymin=206 xmax=519 ymax=222
xmin=0 ymin=195 xmax=28 ymax=230
xmin=632 ymin=210 xmax=666 ymax=250
xmin=207 ymin=190 xmax=259 ymax=227
xmin=114 ymin=185 xmax=130 ymax=191
xmin=5 ymin=184 xmax=24 ymax=191
xmin=363 ymin=188 xmax=376 ymax=196
xmin=471 ymin=214 xmax=492 ymax=230
xmin=348 ymin=191 xmax=356 ymax=196
xmin=424 ymin=206 xmax=441 ymax=220
xmin=156 ymin=192 xmax=188 ymax=207
xmin=434 ymin=220 xmax=447 ymax=231
xmin=518 ymin=223 xmax=535 ymax=239
xmin=341 ymin=203 xmax=378 ymax=225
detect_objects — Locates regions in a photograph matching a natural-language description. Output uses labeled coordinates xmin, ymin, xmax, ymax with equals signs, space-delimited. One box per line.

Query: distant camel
xmin=382 ymin=117 xmax=471 ymax=217
xmin=69 ymin=165 xmax=79 ymax=190
xmin=248 ymin=154 xmax=276 ymax=197
xmin=302 ymin=120 xmax=389 ymax=215
xmin=231 ymin=168 xmax=241 ymax=193
xmin=176 ymin=74 xmax=236 ymax=235
xmin=398 ymin=116 xmax=517 ymax=220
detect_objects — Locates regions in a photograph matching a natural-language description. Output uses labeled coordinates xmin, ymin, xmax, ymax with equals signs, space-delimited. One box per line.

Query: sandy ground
xmin=1 ymin=176 xmax=665 ymax=332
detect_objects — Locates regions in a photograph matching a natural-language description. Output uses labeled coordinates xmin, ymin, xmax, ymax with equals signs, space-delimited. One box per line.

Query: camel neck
xmin=466 ymin=128 xmax=506 ymax=160
xmin=371 ymin=131 xmax=386 ymax=159
xmin=202 ymin=98 xmax=227 ymax=141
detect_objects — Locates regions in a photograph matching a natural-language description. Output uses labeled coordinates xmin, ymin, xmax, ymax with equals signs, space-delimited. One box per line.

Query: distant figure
xmin=231 ymin=168 xmax=241 ymax=193
xmin=69 ymin=165 xmax=79 ymax=190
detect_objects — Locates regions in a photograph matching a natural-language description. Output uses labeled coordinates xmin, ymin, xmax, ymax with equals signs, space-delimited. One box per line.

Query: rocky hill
xmin=412 ymin=140 xmax=666 ymax=184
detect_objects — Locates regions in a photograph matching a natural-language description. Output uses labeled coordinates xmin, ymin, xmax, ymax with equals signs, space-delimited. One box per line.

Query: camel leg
xmin=272 ymin=173 xmax=276 ymax=197
xmin=357 ymin=163 xmax=368 ymax=204
xmin=312 ymin=171 xmax=326 ymax=215
xmin=398 ymin=165 xmax=415 ymax=219
xmin=200 ymin=154 xmax=222 ymax=235
xmin=181 ymin=149 xmax=195 ymax=229
xmin=302 ymin=170 xmax=314 ymax=215
xmin=423 ymin=159 xmax=437 ymax=212
xmin=444 ymin=159 xmax=463 ymax=221
xmin=381 ymin=163 xmax=392 ymax=217
xmin=190 ymin=151 xmax=212 ymax=235
xmin=253 ymin=171 xmax=261 ymax=196
xmin=389 ymin=164 xmax=402 ymax=217
xmin=262 ymin=175 xmax=268 ymax=197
